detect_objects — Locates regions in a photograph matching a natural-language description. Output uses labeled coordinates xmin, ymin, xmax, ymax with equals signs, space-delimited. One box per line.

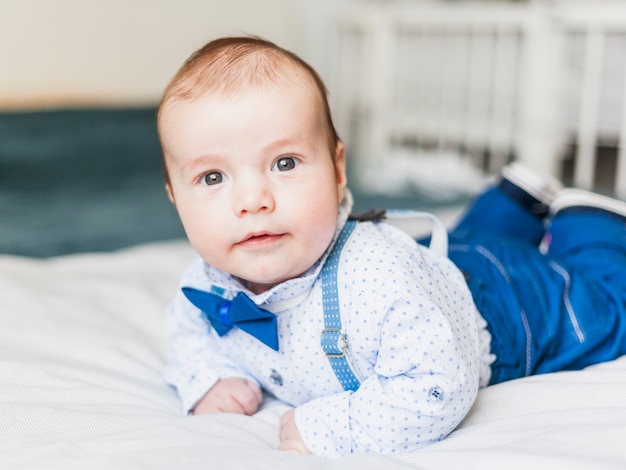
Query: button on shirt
xmin=164 ymin=200 xmax=493 ymax=458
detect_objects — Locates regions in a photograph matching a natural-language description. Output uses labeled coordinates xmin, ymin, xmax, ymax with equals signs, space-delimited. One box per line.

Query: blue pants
xmin=447 ymin=187 xmax=626 ymax=384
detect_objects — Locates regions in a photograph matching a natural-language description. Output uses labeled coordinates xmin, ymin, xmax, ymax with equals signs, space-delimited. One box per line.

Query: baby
xmin=158 ymin=36 xmax=626 ymax=458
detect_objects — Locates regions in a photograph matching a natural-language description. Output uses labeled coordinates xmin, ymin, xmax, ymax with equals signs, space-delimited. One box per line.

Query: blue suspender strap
xmin=319 ymin=211 xmax=447 ymax=392
xmin=320 ymin=219 xmax=361 ymax=392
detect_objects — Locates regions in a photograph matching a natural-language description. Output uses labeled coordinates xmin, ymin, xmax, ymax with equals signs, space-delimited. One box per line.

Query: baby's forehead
xmin=164 ymin=71 xmax=322 ymax=117
xmin=160 ymin=77 xmax=324 ymax=139
xmin=158 ymin=49 xmax=332 ymax=142
xmin=201 ymin=62 xmax=315 ymax=99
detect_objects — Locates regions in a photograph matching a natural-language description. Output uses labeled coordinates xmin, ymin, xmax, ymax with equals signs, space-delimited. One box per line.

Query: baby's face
xmin=160 ymin=81 xmax=346 ymax=293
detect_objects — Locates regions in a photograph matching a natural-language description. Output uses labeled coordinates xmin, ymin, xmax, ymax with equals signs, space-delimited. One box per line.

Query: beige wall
xmin=0 ymin=0 xmax=300 ymax=109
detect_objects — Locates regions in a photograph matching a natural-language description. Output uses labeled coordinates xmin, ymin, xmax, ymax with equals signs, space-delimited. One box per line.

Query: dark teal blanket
xmin=0 ymin=108 xmax=185 ymax=257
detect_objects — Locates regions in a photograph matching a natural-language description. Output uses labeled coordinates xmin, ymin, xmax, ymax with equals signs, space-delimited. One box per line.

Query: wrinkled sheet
xmin=1 ymin=240 xmax=625 ymax=470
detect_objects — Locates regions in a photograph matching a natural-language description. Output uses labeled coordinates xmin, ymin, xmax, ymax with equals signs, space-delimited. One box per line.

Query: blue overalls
xmin=447 ymin=186 xmax=626 ymax=384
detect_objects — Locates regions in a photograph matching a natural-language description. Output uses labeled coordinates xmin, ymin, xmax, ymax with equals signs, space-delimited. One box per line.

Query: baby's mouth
xmin=238 ymin=232 xmax=284 ymax=248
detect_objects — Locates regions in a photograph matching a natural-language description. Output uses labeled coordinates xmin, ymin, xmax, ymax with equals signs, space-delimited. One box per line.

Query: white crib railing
xmin=331 ymin=1 xmax=626 ymax=199
xmin=558 ymin=4 xmax=626 ymax=197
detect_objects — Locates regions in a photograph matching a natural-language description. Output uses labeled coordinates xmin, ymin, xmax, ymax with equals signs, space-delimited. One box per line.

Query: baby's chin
xmin=232 ymin=273 xmax=283 ymax=295
xmin=239 ymin=279 xmax=277 ymax=295
xmin=235 ymin=268 xmax=311 ymax=295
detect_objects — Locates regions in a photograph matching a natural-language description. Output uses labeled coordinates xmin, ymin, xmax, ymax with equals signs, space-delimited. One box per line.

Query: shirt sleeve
xmin=294 ymin=252 xmax=482 ymax=457
xmin=163 ymin=264 xmax=258 ymax=414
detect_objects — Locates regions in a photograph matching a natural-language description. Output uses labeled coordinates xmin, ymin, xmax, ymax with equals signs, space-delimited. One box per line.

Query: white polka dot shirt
xmin=164 ymin=200 xmax=492 ymax=458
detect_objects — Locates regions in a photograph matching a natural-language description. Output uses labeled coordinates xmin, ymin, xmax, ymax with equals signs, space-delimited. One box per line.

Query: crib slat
xmin=488 ymin=28 xmax=520 ymax=171
xmin=617 ymin=57 xmax=626 ymax=199
xmin=574 ymin=29 xmax=604 ymax=189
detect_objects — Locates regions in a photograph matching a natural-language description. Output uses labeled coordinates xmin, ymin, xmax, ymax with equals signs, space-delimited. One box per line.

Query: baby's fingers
xmin=279 ymin=409 xmax=312 ymax=455
xmin=235 ymin=380 xmax=263 ymax=415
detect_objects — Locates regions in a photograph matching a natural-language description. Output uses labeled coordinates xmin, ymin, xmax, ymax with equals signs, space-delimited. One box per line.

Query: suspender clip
xmin=320 ymin=328 xmax=347 ymax=357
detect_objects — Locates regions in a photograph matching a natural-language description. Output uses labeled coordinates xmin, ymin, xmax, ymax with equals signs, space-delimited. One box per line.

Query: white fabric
xmin=1 ymin=239 xmax=626 ymax=469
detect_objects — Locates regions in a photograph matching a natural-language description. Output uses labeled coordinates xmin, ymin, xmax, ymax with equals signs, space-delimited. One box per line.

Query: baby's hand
xmin=279 ymin=409 xmax=312 ymax=455
xmin=192 ymin=377 xmax=263 ymax=415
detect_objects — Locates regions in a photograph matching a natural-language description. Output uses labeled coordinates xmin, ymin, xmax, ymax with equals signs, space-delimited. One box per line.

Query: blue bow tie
xmin=182 ymin=287 xmax=279 ymax=351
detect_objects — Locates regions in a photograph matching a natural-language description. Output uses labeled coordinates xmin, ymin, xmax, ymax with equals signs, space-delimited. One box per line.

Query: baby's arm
xmin=192 ymin=377 xmax=263 ymax=415
xmin=291 ymin=258 xmax=482 ymax=457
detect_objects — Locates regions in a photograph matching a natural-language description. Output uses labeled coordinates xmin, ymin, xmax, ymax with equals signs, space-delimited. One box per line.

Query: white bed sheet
xmin=1 ymin=240 xmax=625 ymax=470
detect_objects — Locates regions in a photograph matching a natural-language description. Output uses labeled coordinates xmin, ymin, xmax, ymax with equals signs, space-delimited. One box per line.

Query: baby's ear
xmin=334 ymin=141 xmax=347 ymax=195
xmin=165 ymin=183 xmax=175 ymax=204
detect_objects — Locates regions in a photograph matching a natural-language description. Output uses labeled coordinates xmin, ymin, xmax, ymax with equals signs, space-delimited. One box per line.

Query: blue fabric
xmin=181 ymin=287 xmax=279 ymax=351
xmin=453 ymin=186 xmax=547 ymax=245
xmin=447 ymin=186 xmax=626 ymax=384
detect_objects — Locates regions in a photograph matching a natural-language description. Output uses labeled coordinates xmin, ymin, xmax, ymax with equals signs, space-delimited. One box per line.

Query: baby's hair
xmin=158 ymin=36 xmax=340 ymax=183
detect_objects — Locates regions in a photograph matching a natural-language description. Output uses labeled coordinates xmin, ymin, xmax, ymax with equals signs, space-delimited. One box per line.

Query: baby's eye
xmin=201 ymin=171 xmax=226 ymax=186
xmin=272 ymin=156 xmax=298 ymax=172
